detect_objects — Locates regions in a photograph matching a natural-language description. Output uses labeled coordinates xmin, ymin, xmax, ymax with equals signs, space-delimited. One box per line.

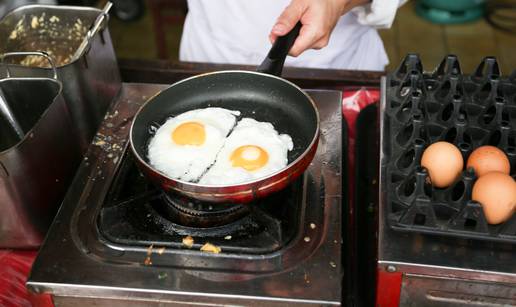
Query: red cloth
xmin=0 ymin=250 xmax=38 ymax=307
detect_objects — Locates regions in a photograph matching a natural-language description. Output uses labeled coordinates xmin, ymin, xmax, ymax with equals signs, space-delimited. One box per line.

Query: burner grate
xmin=98 ymin=152 xmax=303 ymax=254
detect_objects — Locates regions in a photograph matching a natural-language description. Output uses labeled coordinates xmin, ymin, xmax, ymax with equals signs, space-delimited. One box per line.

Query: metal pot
xmin=0 ymin=3 xmax=121 ymax=153
xmin=0 ymin=52 xmax=82 ymax=248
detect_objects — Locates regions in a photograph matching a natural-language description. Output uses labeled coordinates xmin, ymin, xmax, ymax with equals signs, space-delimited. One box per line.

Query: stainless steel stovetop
xmin=27 ymin=83 xmax=345 ymax=306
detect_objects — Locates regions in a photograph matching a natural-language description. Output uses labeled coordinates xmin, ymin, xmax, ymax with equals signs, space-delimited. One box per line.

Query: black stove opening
xmin=98 ymin=151 xmax=305 ymax=255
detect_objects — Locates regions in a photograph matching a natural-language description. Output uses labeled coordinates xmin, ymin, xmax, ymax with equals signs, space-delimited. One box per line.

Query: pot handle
xmin=256 ymin=21 xmax=302 ymax=76
xmin=1 ymin=51 xmax=58 ymax=79
xmin=72 ymin=1 xmax=113 ymax=61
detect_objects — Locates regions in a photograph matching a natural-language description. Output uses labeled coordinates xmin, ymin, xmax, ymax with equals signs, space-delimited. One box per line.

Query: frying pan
xmin=130 ymin=23 xmax=320 ymax=203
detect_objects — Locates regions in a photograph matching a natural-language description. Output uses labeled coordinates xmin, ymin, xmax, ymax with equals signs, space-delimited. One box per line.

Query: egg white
xmin=199 ymin=118 xmax=293 ymax=185
xmin=147 ymin=107 xmax=240 ymax=182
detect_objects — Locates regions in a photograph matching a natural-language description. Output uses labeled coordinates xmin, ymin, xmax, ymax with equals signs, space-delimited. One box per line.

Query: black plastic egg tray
xmin=383 ymin=54 xmax=516 ymax=243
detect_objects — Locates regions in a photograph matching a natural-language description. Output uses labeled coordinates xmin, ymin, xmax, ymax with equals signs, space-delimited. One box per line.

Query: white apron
xmin=179 ymin=1 xmax=402 ymax=71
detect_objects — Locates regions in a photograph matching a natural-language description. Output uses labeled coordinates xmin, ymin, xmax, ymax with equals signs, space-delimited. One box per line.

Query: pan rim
xmin=129 ymin=70 xmax=320 ymax=188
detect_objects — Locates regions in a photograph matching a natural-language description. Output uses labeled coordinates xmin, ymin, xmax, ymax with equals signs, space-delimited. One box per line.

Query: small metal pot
xmin=0 ymin=52 xmax=82 ymax=248
xmin=0 ymin=3 xmax=121 ymax=153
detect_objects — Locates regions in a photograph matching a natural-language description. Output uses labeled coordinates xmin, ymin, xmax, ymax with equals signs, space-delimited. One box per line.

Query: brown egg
xmin=421 ymin=141 xmax=464 ymax=188
xmin=472 ymin=172 xmax=516 ymax=224
xmin=467 ymin=145 xmax=510 ymax=177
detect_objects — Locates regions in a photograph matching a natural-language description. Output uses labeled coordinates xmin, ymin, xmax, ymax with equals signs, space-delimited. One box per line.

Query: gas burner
xmin=161 ymin=193 xmax=250 ymax=228
xmin=98 ymin=151 xmax=303 ymax=253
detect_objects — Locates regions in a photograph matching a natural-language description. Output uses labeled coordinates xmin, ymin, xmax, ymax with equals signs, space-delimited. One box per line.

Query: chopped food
xmin=182 ymin=236 xmax=194 ymax=248
xmin=146 ymin=244 xmax=154 ymax=255
xmin=200 ymin=243 xmax=221 ymax=254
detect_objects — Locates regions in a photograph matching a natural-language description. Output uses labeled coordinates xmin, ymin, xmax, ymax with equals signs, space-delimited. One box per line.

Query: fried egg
xmin=147 ymin=107 xmax=240 ymax=181
xmin=199 ymin=118 xmax=293 ymax=185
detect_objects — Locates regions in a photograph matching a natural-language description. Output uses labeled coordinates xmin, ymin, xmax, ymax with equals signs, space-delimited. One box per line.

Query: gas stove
xmin=27 ymin=83 xmax=345 ymax=306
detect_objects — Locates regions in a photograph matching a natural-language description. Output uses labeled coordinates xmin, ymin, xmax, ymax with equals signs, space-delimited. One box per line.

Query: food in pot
xmin=147 ymin=108 xmax=240 ymax=182
xmin=6 ymin=13 xmax=89 ymax=67
xmin=420 ymin=141 xmax=463 ymax=188
xmin=466 ymin=145 xmax=510 ymax=177
xmin=199 ymin=118 xmax=293 ymax=185
xmin=472 ymin=172 xmax=516 ymax=224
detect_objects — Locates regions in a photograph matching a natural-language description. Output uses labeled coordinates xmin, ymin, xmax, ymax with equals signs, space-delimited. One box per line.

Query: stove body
xmin=27 ymin=83 xmax=345 ymax=306
xmin=374 ymin=77 xmax=516 ymax=306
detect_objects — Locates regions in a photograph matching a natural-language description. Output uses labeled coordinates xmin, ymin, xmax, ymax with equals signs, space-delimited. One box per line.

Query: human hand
xmin=269 ymin=0 xmax=371 ymax=57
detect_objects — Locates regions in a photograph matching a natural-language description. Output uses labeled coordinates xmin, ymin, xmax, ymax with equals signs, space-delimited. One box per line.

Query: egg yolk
xmin=230 ymin=145 xmax=269 ymax=171
xmin=171 ymin=121 xmax=206 ymax=145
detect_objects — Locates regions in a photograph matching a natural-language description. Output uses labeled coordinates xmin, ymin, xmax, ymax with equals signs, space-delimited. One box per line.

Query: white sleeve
xmin=351 ymin=0 xmax=408 ymax=29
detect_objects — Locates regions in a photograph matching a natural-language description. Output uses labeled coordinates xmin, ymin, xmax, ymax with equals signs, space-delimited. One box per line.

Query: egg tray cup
xmin=383 ymin=54 xmax=516 ymax=243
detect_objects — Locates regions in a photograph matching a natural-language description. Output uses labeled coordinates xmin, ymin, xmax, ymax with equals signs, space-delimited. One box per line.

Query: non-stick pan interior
xmin=132 ymin=71 xmax=318 ymax=167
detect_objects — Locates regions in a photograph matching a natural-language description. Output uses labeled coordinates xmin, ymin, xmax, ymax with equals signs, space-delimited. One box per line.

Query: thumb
xmin=270 ymin=1 xmax=306 ymax=41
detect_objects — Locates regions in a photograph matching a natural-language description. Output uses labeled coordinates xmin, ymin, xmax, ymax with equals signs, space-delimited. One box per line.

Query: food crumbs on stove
xmin=309 ymin=223 xmax=316 ymax=229
xmin=333 ymin=240 xmax=338 ymax=244
xmin=144 ymin=256 xmax=152 ymax=266
xmin=200 ymin=243 xmax=221 ymax=254
xmin=224 ymin=235 xmax=232 ymax=240
xmin=157 ymin=247 xmax=166 ymax=255
xmin=182 ymin=236 xmax=194 ymax=248
xmin=146 ymin=244 xmax=154 ymax=256
xmin=304 ymin=272 xmax=310 ymax=284
xmin=304 ymin=237 xmax=311 ymax=242
xmin=158 ymin=272 xmax=168 ymax=280
xmin=372 ymin=179 xmax=377 ymax=184
xmin=330 ymin=261 xmax=337 ymax=268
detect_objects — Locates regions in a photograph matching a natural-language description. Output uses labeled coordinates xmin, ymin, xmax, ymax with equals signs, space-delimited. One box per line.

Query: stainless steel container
xmin=0 ymin=52 xmax=82 ymax=248
xmin=0 ymin=3 xmax=121 ymax=153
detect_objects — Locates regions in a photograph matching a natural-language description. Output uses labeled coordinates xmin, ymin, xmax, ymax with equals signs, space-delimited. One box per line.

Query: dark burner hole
xmin=453 ymin=94 xmax=462 ymax=101
xmin=508 ymin=146 xmax=516 ymax=154
xmin=489 ymin=130 xmax=501 ymax=146
xmin=397 ymin=149 xmax=415 ymax=169
xmin=391 ymin=173 xmax=405 ymax=183
xmin=392 ymin=202 xmax=406 ymax=214
xmin=391 ymin=100 xmax=401 ymax=108
xmin=414 ymin=138 xmax=424 ymax=146
xmin=495 ymin=96 xmax=504 ymax=104
xmin=414 ymin=213 xmax=426 ymax=226
xmin=501 ymin=120 xmax=510 ymax=128
xmin=390 ymin=79 xmax=400 ymax=87
xmin=441 ymin=103 xmax=454 ymax=122
xmin=482 ymin=106 xmax=496 ymax=125
xmin=451 ymin=181 xmax=465 ymax=201
xmin=464 ymin=218 xmax=477 ymax=231
xmin=490 ymin=74 xmax=500 ymax=81
xmin=412 ymin=91 xmax=421 ymax=98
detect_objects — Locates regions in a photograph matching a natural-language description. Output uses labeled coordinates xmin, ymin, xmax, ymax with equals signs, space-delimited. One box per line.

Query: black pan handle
xmin=257 ymin=21 xmax=302 ymax=76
